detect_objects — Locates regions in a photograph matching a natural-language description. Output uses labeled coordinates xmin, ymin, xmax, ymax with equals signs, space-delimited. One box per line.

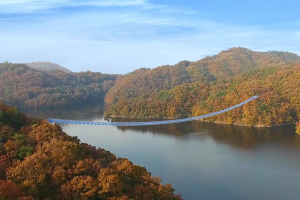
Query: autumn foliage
xmin=0 ymin=62 xmax=117 ymax=108
xmin=104 ymin=48 xmax=300 ymax=127
xmin=0 ymin=180 xmax=24 ymax=199
xmin=296 ymin=121 xmax=300 ymax=135
xmin=0 ymin=103 xmax=182 ymax=199
xmin=2 ymin=48 xmax=300 ymax=128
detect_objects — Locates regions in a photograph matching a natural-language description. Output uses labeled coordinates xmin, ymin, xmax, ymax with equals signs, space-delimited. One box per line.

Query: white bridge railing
xmin=48 ymin=95 xmax=259 ymax=126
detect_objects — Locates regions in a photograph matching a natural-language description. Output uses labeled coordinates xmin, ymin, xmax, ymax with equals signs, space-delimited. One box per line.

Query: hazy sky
xmin=0 ymin=0 xmax=299 ymax=74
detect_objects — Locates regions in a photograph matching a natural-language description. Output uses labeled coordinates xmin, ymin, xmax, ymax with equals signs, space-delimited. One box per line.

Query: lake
xmin=21 ymin=103 xmax=300 ymax=200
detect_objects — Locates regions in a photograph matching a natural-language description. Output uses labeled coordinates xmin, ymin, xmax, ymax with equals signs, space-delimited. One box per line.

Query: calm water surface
xmin=22 ymin=104 xmax=300 ymax=200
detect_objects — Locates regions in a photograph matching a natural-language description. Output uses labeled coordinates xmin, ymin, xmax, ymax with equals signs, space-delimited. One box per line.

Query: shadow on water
xmin=20 ymin=102 xmax=105 ymax=121
xmin=112 ymin=117 xmax=299 ymax=150
xmin=21 ymin=103 xmax=300 ymax=150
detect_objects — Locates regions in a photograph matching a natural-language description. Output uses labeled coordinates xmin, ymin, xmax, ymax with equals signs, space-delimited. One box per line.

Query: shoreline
xmin=207 ymin=120 xmax=294 ymax=128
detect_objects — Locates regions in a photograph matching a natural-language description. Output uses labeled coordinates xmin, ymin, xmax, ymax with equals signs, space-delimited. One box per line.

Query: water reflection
xmin=108 ymin=116 xmax=299 ymax=149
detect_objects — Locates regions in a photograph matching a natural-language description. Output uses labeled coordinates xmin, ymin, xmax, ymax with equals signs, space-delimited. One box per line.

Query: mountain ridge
xmin=103 ymin=47 xmax=300 ymax=127
xmin=0 ymin=62 xmax=118 ymax=108
xmin=2 ymin=47 xmax=300 ymax=127
xmin=105 ymin=47 xmax=300 ymax=106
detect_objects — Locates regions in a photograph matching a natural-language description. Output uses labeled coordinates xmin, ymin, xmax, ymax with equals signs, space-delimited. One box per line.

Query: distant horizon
xmin=11 ymin=46 xmax=300 ymax=74
xmin=1 ymin=0 xmax=299 ymax=74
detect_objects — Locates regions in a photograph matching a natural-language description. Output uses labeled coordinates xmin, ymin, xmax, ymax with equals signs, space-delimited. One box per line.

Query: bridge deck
xmin=48 ymin=95 xmax=259 ymax=126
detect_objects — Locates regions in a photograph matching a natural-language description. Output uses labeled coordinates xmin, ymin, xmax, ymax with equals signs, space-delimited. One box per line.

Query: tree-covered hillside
xmin=2 ymin=47 xmax=300 ymax=127
xmin=104 ymin=48 xmax=300 ymax=127
xmin=0 ymin=102 xmax=182 ymax=200
xmin=105 ymin=47 xmax=300 ymax=107
xmin=0 ymin=62 xmax=118 ymax=108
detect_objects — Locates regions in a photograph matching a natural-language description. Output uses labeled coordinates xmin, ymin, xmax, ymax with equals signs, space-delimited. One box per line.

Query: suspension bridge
xmin=48 ymin=95 xmax=259 ymax=126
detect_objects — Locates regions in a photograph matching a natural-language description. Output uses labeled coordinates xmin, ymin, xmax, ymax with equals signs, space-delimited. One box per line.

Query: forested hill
xmin=0 ymin=102 xmax=182 ymax=199
xmin=24 ymin=62 xmax=72 ymax=73
xmin=2 ymin=47 xmax=300 ymax=127
xmin=105 ymin=47 xmax=300 ymax=105
xmin=0 ymin=62 xmax=118 ymax=108
xmin=104 ymin=48 xmax=300 ymax=127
